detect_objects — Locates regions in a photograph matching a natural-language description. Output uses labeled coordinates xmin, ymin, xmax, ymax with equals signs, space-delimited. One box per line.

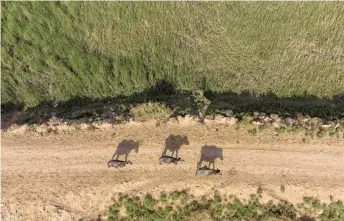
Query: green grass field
xmin=1 ymin=2 xmax=344 ymax=108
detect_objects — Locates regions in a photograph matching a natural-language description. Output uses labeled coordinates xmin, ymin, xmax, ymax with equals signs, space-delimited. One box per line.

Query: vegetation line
xmin=108 ymin=190 xmax=344 ymax=221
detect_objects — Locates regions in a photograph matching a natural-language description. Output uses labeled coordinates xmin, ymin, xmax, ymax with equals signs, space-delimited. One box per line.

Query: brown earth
xmin=2 ymin=121 xmax=344 ymax=221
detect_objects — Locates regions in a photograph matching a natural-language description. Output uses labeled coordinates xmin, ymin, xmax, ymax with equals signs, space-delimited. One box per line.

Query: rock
xmin=309 ymin=117 xmax=322 ymax=126
xmin=69 ymin=118 xmax=89 ymax=125
xmin=177 ymin=116 xmax=183 ymax=123
xmin=36 ymin=125 xmax=48 ymax=133
xmin=79 ymin=123 xmax=89 ymax=130
xmin=124 ymin=115 xmax=132 ymax=121
xmin=214 ymin=114 xmax=225 ymax=121
xmin=284 ymin=117 xmax=298 ymax=126
xmin=321 ymin=121 xmax=334 ymax=130
xmin=270 ymin=114 xmax=279 ymax=120
xmin=262 ymin=116 xmax=272 ymax=124
xmin=176 ymin=115 xmax=197 ymax=125
xmin=205 ymin=115 xmax=214 ymax=120
xmin=300 ymin=116 xmax=310 ymax=123
xmin=167 ymin=117 xmax=178 ymax=125
xmin=184 ymin=115 xmax=193 ymax=121
xmin=104 ymin=118 xmax=116 ymax=124
xmin=215 ymin=116 xmax=229 ymax=124
xmin=258 ymin=113 xmax=267 ymax=120
xmin=201 ymin=115 xmax=214 ymax=124
xmin=226 ymin=117 xmax=238 ymax=125
xmin=214 ymin=114 xmax=228 ymax=124
xmin=275 ymin=118 xmax=283 ymax=123
xmin=102 ymin=111 xmax=116 ymax=119
xmin=70 ymin=110 xmax=84 ymax=119
xmin=47 ymin=116 xmax=61 ymax=126
xmin=272 ymin=122 xmax=281 ymax=128
xmin=321 ymin=124 xmax=331 ymax=130
xmin=270 ymin=114 xmax=283 ymax=123
xmin=100 ymin=122 xmax=113 ymax=129
xmin=253 ymin=112 xmax=260 ymax=117
xmin=224 ymin=110 xmax=234 ymax=117
xmin=201 ymin=115 xmax=213 ymax=124
xmin=56 ymin=124 xmax=72 ymax=132
xmin=252 ymin=120 xmax=264 ymax=126
xmin=324 ymin=121 xmax=335 ymax=127
xmin=91 ymin=122 xmax=101 ymax=128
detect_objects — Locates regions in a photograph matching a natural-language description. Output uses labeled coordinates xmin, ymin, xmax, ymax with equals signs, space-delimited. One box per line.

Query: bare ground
xmin=2 ymin=121 xmax=344 ymax=221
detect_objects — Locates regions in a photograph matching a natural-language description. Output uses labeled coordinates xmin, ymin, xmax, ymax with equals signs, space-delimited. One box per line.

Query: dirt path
xmin=2 ymin=122 xmax=344 ymax=221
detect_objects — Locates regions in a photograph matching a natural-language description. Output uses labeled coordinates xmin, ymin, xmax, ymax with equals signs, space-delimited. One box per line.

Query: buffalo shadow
xmin=197 ymin=145 xmax=223 ymax=170
xmin=111 ymin=139 xmax=139 ymax=161
xmin=161 ymin=135 xmax=189 ymax=159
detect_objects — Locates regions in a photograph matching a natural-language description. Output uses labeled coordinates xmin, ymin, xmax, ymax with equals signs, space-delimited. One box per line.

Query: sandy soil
xmin=2 ymin=121 xmax=344 ymax=221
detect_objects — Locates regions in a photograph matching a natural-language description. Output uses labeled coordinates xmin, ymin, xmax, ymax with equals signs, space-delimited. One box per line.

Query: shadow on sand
xmin=161 ymin=135 xmax=189 ymax=158
xmin=111 ymin=139 xmax=139 ymax=162
xmin=197 ymin=145 xmax=223 ymax=170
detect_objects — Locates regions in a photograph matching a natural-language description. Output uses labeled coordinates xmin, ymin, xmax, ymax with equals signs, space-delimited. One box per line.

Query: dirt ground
xmin=2 ymin=121 xmax=344 ymax=221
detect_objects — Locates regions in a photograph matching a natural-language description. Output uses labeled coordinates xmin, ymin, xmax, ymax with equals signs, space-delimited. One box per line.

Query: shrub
xmin=130 ymin=102 xmax=172 ymax=121
xmin=108 ymin=190 xmax=343 ymax=221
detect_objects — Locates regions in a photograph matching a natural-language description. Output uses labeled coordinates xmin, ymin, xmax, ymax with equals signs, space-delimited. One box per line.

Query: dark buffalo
xmin=108 ymin=160 xmax=132 ymax=168
xmin=159 ymin=156 xmax=183 ymax=165
xmin=196 ymin=166 xmax=221 ymax=176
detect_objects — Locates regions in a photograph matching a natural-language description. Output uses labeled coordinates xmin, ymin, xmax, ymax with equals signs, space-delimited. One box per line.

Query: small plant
xmin=241 ymin=115 xmax=254 ymax=125
xmin=290 ymin=125 xmax=306 ymax=134
xmin=257 ymin=187 xmax=263 ymax=195
xmin=115 ymin=115 xmax=126 ymax=123
xmin=248 ymin=127 xmax=258 ymax=136
xmin=130 ymin=102 xmax=172 ymax=121
xmin=160 ymin=192 xmax=168 ymax=203
xmin=88 ymin=124 xmax=99 ymax=131
xmin=258 ymin=124 xmax=268 ymax=131
xmin=276 ymin=126 xmax=287 ymax=134
xmin=328 ymin=127 xmax=336 ymax=137
xmin=143 ymin=194 xmax=157 ymax=211
xmin=73 ymin=124 xmax=82 ymax=130
xmin=316 ymin=130 xmax=328 ymax=139
xmin=191 ymin=90 xmax=211 ymax=119
xmin=46 ymin=127 xmax=58 ymax=135
xmin=169 ymin=191 xmax=183 ymax=201
xmin=298 ymin=196 xmax=323 ymax=217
